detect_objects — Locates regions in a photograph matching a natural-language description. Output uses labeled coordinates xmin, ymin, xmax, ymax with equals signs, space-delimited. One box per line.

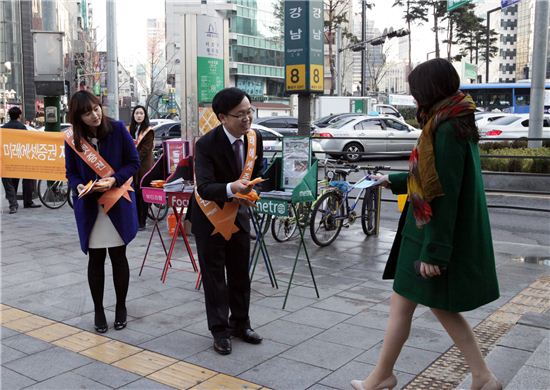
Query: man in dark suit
xmin=2 ymin=107 xmax=41 ymax=213
xmin=191 ymin=87 xmax=263 ymax=355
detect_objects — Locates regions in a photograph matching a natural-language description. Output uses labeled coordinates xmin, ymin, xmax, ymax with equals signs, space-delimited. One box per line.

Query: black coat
xmin=190 ymin=125 xmax=263 ymax=236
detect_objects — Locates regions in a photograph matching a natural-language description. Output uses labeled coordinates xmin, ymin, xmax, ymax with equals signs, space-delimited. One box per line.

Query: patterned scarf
xmin=407 ymin=91 xmax=476 ymax=227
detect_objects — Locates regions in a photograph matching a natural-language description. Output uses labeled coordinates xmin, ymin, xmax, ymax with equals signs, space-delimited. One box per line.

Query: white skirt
xmin=89 ymin=204 xmax=124 ymax=248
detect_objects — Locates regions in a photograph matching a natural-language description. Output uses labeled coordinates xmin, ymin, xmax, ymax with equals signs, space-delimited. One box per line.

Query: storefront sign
xmin=0 ymin=128 xmax=65 ymax=180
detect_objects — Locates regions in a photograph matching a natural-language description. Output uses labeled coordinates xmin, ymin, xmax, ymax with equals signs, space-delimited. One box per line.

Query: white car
xmin=149 ymin=118 xmax=178 ymax=128
xmin=478 ymin=114 xmax=550 ymax=139
xmin=252 ymin=123 xmax=325 ymax=160
xmin=312 ymin=115 xmax=421 ymax=162
xmin=475 ymin=112 xmax=510 ymax=128
xmin=37 ymin=123 xmax=72 ymax=131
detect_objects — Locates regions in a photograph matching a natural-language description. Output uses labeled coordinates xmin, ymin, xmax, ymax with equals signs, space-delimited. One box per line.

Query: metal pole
xmin=361 ymin=0 xmax=366 ymax=96
xmin=106 ymin=0 xmax=119 ymax=119
xmin=485 ymin=7 xmax=500 ymax=83
xmin=1 ymin=75 xmax=6 ymax=124
xmin=336 ymin=27 xmax=342 ymax=96
xmin=528 ymin=0 xmax=549 ymax=148
xmin=297 ymin=94 xmax=311 ymax=137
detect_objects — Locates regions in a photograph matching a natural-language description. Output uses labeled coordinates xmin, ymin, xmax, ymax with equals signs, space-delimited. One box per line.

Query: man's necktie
xmin=233 ymin=139 xmax=243 ymax=171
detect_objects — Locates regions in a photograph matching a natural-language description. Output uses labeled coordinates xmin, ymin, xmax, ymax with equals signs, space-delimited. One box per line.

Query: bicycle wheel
xmin=361 ymin=187 xmax=380 ymax=236
xmin=37 ymin=180 xmax=68 ymax=209
xmin=147 ymin=203 xmax=169 ymax=221
xmin=271 ymin=208 xmax=298 ymax=242
xmin=309 ymin=190 xmax=344 ymax=247
xmin=67 ymin=187 xmax=74 ymax=209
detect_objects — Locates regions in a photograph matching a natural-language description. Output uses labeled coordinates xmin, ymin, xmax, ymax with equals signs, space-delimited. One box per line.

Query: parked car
xmin=153 ymin=121 xmax=181 ymax=155
xmin=149 ymin=118 xmax=178 ymax=128
xmin=254 ymin=116 xmax=316 ymax=136
xmin=373 ymin=104 xmax=405 ymax=121
xmin=314 ymin=113 xmax=365 ymax=128
xmin=37 ymin=123 xmax=72 ymax=131
xmin=252 ymin=123 xmax=325 ymax=160
xmin=478 ymin=113 xmax=550 ymax=139
xmin=312 ymin=115 xmax=420 ymax=162
xmin=475 ymin=112 xmax=509 ymax=128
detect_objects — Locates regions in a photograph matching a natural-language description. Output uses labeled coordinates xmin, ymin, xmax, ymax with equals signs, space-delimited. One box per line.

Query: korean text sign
xmin=0 ymin=128 xmax=66 ymax=180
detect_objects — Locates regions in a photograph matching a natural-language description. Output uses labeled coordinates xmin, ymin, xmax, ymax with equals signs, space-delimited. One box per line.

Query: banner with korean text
xmin=0 ymin=128 xmax=65 ymax=180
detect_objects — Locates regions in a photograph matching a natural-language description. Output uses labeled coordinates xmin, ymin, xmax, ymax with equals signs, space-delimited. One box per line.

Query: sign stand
xmin=249 ymin=210 xmax=278 ymax=288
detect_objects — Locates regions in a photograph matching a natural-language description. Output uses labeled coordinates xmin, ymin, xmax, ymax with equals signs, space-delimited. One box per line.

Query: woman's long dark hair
xmin=408 ymin=58 xmax=479 ymax=142
xmin=68 ymin=91 xmax=112 ymax=152
xmin=129 ymin=105 xmax=150 ymax=139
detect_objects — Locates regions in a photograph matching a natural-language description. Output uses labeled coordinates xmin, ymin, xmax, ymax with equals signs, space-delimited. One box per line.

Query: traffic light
xmin=389 ymin=28 xmax=409 ymax=38
xmin=350 ymin=42 xmax=366 ymax=52
xmin=370 ymin=37 xmax=386 ymax=46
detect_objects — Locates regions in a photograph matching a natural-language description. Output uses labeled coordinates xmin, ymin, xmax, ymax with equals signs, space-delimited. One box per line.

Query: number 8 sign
xmin=285 ymin=65 xmax=306 ymax=91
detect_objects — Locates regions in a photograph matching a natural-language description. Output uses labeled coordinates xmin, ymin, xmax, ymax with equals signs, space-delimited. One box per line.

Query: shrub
xmin=480 ymin=147 xmax=550 ymax=173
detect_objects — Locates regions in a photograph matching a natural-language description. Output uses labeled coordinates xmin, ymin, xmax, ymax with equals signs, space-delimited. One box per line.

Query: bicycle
xmin=37 ymin=180 xmax=73 ymax=209
xmin=309 ymin=163 xmax=390 ymax=247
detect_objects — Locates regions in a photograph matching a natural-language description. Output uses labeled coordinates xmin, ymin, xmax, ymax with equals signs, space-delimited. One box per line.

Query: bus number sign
xmin=285 ymin=65 xmax=306 ymax=91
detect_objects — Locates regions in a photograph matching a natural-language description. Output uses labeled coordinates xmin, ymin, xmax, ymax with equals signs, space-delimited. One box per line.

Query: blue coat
xmin=65 ymin=120 xmax=140 ymax=253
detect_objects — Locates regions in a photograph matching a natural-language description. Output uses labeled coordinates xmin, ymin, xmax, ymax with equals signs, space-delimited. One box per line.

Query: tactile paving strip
xmin=404 ymin=275 xmax=550 ymax=390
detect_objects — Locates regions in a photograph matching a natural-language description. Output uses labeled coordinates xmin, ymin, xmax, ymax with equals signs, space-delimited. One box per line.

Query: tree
xmin=365 ymin=43 xmax=390 ymax=94
xmin=324 ymin=0 xmax=362 ymax=95
xmin=419 ymin=0 xmax=447 ymax=58
xmin=392 ymin=0 xmax=428 ymax=71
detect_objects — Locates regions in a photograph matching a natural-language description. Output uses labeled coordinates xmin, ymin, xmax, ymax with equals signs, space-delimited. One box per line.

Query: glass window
xmin=355 ymin=119 xmax=384 ymax=130
xmin=384 ymin=119 xmax=408 ymax=131
xmin=262 ymin=119 xmax=287 ymax=128
xmin=491 ymin=116 xmax=520 ymax=125
xmin=168 ymin=124 xmax=181 ymax=137
xmin=520 ymin=120 xmax=529 ymax=127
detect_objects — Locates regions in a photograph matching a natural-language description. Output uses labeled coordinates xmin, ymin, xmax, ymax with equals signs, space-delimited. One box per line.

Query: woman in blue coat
xmin=65 ymin=91 xmax=140 ymax=333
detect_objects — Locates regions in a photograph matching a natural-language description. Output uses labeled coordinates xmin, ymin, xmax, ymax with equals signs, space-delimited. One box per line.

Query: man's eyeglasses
xmin=226 ymin=107 xmax=255 ymax=120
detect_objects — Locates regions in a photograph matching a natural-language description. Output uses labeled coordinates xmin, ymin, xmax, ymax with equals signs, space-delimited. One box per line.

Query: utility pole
xmin=528 ymin=0 xmax=549 ymax=148
xmin=336 ymin=27 xmax=342 ymax=96
xmin=106 ymin=0 xmax=119 ymax=119
xmin=361 ymin=0 xmax=366 ymax=96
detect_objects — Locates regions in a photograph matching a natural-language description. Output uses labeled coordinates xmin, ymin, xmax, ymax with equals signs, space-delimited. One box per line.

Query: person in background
xmin=351 ymin=59 xmax=501 ymax=390
xmin=65 ymin=90 xmax=140 ymax=333
xmin=190 ymin=87 xmax=264 ymax=355
xmin=2 ymin=107 xmax=41 ymax=213
xmin=129 ymin=105 xmax=154 ymax=230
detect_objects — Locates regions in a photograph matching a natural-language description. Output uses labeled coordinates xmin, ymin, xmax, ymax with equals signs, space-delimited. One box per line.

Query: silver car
xmin=312 ymin=115 xmax=420 ymax=162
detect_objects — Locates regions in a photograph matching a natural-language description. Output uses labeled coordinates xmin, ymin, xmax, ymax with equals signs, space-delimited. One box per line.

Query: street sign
xmin=501 ymin=0 xmax=520 ymax=8
xmin=447 ymin=0 xmax=471 ymax=12
xmin=464 ymin=62 xmax=478 ymax=80
xmin=284 ymin=1 xmax=324 ymax=94
xmin=196 ymin=15 xmax=224 ymax=103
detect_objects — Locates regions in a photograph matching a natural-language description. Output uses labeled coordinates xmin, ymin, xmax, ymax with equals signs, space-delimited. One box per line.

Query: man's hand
xmin=93 ymin=177 xmax=116 ymax=192
xmin=230 ymin=179 xmax=252 ymax=195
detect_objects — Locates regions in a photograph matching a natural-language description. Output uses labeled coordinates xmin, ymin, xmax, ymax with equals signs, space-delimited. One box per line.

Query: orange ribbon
xmin=64 ymin=129 xmax=134 ymax=214
xmin=195 ymin=130 xmax=257 ymax=240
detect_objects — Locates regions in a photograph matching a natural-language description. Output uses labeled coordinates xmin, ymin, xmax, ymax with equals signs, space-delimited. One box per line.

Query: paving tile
xmin=80 ymin=339 xmax=143 ymax=364
xmin=53 ymin=331 xmax=110 ymax=352
xmin=315 ymin=323 xmax=385 ymax=350
xmin=404 ymin=326 xmax=454 ymax=353
xmin=1 ymin=326 xmax=20 ymax=339
xmin=23 ymin=371 xmax=111 ymax=389
xmin=4 ymin=346 xmax=93 ymax=381
xmin=1 ymin=308 xmax=32 ymax=324
xmin=497 ymin=324 xmax=548 ymax=352
xmin=312 ymin=295 xmax=376 ymax=315
xmin=139 ymin=329 xmax=212 ymax=360
xmin=506 ymin=365 xmax=550 ymax=390
xmin=104 ymin=326 xmax=158 ymax=346
xmin=26 ymin=322 xmax=81 ymax=342
xmin=256 ymin=319 xmax=324 ymax=346
xmin=2 ymin=333 xmax=53 ymax=354
xmin=113 ymin=350 xmax=178 ymax=376
xmin=345 ymin=309 xmax=390 ymax=330
xmin=240 ymin=356 xmax=331 ymax=390
xmin=186 ymin=350 xmax=259 ymax=376
xmin=525 ymin=336 xmax=550 ymax=370
xmin=124 ymin=311 xmax=186 ymax=337
xmin=118 ymin=377 xmax=177 ymax=389
xmin=356 ymin=342 xmax=440 ymax=375
xmin=193 ymin=373 xmax=262 ymax=389
xmin=282 ymin=307 xmax=350 ymax=329
xmin=0 ymin=366 xmax=37 ymax=389
xmin=148 ymin=361 xmax=217 ymax=389
xmin=1 ymin=344 xmax=27 ymax=363
xmin=74 ymin=361 xmax=141 ymax=388
xmin=230 ymin=338 xmax=291 ymax=363
xmin=253 ymin=294 xmax=316 ymax=312
xmin=281 ymin=338 xmax=363 ymax=370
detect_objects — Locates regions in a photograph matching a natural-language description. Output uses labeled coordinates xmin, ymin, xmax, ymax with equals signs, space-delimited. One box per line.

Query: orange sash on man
xmin=194 ymin=130 xmax=257 ymax=240
xmin=64 ymin=129 xmax=134 ymax=213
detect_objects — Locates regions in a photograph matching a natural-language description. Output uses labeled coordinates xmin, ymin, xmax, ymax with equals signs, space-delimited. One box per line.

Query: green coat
xmin=388 ymin=120 xmax=499 ymax=312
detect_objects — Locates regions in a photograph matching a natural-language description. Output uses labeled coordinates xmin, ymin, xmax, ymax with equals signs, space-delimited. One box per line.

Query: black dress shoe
xmin=213 ymin=337 xmax=232 ymax=355
xmin=9 ymin=207 xmax=17 ymax=214
xmin=232 ymin=328 xmax=262 ymax=344
xmin=23 ymin=203 xmax=41 ymax=209
xmin=114 ymin=307 xmax=127 ymax=330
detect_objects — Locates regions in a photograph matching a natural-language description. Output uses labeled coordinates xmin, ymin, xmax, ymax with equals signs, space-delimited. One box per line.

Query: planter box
xmin=482 ymin=171 xmax=550 ymax=193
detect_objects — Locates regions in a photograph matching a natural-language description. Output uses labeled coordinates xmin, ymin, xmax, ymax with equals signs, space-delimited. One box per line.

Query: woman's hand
xmin=93 ymin=177 xmax=116 ymax=192
xmin=77 ymin=184 xmax=86 ymax=194
xmin=419 ymin=261 xmax=441 ymax=278
xmin=369 ymin=174 xmax=391 ymax=188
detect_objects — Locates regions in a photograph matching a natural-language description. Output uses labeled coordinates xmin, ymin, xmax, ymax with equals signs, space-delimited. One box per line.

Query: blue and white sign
xmin=501 ymin=0 xmax=520 ymax=8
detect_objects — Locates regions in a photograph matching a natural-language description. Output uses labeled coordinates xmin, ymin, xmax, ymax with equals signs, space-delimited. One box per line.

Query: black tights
xmin=88 ymin=245 xmax=129 ymax=322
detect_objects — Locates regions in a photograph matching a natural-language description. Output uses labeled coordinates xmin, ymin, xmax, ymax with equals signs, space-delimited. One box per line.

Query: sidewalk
xmin=1 ymin=204 xmax=549 ymax=389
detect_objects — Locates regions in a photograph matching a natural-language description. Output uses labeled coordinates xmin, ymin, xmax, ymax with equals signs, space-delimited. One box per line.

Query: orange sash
xmin=64 ymin=129 xmax=134 ymax=214
xmin=195 ymin=130 xmax=257 ymax=240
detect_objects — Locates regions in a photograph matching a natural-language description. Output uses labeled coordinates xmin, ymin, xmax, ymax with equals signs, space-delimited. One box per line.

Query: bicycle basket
xmin=329 ymin=180 xmax=350 ymax=193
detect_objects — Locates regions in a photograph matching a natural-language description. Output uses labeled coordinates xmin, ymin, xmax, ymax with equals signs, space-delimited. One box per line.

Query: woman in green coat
xmin=351 ymin=59 xmax=500 ymax=390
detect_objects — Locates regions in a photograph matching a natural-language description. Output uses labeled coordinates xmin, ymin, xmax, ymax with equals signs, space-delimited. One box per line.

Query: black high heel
xmin=94 ymin=311 xmax=108 ymax=333
xmin=114 ymin=307 xmax=127 ymax=330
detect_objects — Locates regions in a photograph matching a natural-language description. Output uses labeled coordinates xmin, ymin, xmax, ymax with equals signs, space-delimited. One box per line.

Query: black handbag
xmin=383 ymin=201 xmax=409 ymax=280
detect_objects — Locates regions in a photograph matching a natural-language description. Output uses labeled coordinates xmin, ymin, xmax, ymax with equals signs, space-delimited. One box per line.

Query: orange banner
xmin=0 ymin=128 xmax=65 ymax=181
